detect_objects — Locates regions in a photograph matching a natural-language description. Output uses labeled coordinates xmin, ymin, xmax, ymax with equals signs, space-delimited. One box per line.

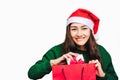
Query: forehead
xmin=70 ymin=22 xmax=87 ymax=27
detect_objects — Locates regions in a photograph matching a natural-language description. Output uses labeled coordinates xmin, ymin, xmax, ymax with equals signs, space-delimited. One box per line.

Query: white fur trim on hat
xmin=67 ymin=17 xmax=94 ymax=30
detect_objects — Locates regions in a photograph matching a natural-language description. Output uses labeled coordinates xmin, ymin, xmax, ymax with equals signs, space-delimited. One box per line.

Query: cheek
xmin=83 ymin=30 xmax=91 ymax=36
xmin=85 ymin=32 xmax=90 ymax=37
xmin=70 ymin=31 xmax=77 ymax=37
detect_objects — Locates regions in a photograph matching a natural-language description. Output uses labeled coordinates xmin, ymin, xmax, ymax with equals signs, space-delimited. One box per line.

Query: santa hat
xmin=67 ymin=8 xmax=100 ymax=34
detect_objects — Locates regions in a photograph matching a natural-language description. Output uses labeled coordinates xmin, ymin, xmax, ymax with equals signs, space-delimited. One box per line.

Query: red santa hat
xmin=67 ymin=8 xmax=100 ymax=34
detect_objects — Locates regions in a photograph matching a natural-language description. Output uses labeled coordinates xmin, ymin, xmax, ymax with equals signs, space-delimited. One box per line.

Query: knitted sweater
xmin=28 ymin=44 xmax=118 ymax=80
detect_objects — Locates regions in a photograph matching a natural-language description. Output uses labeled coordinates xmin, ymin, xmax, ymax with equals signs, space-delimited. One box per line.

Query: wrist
xmin=102 ymin=73 xmax=105 ymax=77
xmin=50 ymin=60 xmax=56 ymax=66
xmin=100 ymin=72 xmax=106 ymax=77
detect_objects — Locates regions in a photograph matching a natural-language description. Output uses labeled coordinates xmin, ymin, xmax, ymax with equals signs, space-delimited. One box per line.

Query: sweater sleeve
xmin=97 ymin=45 xmax=118 ymax=80
xmin=28 ymin=47 xmax=58 ymax=79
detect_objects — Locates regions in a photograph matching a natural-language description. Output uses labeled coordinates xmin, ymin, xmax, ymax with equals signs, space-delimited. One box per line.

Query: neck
xmin=78 ymin=46 xmax=86 ymax=51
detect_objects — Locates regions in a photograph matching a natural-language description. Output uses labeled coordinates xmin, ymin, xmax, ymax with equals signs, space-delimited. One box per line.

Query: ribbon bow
xmin=67 ymin=55 xmax=85 ymax=65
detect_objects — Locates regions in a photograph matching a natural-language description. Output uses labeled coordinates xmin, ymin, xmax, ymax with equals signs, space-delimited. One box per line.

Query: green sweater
xmin=28 ymin=44 xmax=118 ymax=80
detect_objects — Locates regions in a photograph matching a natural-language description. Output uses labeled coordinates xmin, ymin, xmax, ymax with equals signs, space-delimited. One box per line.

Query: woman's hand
xmin=50 ymin=52 xmax=78 ymax=66
xmin=89 ymin=59 xmax=105 ymax=77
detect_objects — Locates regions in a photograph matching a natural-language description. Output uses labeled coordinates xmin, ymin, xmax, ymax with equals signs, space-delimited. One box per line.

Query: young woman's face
xmin=70 ymin=22 xmax=91 ymax=47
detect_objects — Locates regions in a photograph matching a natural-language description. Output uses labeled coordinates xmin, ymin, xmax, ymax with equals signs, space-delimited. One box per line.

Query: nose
xmin=76 ymin=29 xmax=83 ymax=36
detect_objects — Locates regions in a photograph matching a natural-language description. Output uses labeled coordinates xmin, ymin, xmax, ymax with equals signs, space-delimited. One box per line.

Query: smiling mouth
xmin=76 ymin=38 xmax=84 ymax=41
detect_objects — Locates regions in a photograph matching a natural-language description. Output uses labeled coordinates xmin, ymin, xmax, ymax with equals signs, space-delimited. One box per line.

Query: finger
xmin=92 ymin=60 xmax=98 ymax=64
xmin=89 ymin=61 xmax=92 ymax=64
xmin=63 ymin=54 xmax=73 ymax=60
xmin=63 ymin=54 xmax=69 ymax=60
xmin=95 ymin=60 xmax=101 ymax=67
xmin=67 ymin=54 xmax=74 ymax=60
xmin=68 ymin=52 xmax=79 ymax=57
xmin=95 ymin=63 xmax=99 ymax=67
xmin=91 ymin=60 xmax=100 ymax=68
xmin=88 ymin=60 xmax=97 ymax=65
xmin=94 ymin=59 xmax=98 ymax=62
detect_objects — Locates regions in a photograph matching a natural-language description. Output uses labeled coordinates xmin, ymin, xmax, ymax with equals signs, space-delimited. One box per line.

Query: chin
xmin=76 ymin=43 xmax=85 ymax=46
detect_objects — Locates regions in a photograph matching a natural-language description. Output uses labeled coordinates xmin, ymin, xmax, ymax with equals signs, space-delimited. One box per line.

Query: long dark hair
xmin=62 ymin=24 xmax=102 ymax=63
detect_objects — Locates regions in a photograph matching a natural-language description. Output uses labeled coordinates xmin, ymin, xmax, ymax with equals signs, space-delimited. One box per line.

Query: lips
xmin=75 ymin=37 xmax=84 ymax=41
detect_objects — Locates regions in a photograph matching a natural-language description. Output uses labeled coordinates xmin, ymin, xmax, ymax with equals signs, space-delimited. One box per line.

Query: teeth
xmin=77 ymin=38 xmax=83 ymax=40
xmin=77 ymin=39 xmax=82 ymax=40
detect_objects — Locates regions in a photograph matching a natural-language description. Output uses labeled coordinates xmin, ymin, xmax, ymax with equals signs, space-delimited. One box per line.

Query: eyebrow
xmin=81 ymin=25 xmax=88 ymax=27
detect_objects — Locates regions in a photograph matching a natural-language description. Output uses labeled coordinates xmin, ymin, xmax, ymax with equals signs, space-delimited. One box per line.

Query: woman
xmin=28 ymin=8 xmax=118 ymax=80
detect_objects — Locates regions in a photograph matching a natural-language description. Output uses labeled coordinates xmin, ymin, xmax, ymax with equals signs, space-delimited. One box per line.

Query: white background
xmin=0 ymin=0 xmax=120 ymax=80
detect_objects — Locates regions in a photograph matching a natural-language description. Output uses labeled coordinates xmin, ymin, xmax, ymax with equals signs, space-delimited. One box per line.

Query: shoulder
xmin=97 ymin=44 xmax=112 ymax=60
xmin=46 ymin=43 xmax=63 ymax=54
xmin=51 ymin=43 xmax=63 ymax=50
xmin=97 ymin=44 xmax=107 ymax=51
xmin=42 ymin=43 xmax=63 ymax=59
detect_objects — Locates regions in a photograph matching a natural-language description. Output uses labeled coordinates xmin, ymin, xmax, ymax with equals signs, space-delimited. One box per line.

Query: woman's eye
xmin=71 ymin=28 xmax=77 ymax=31
xmin=82 ymin=27 xmax=88 ymax=30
